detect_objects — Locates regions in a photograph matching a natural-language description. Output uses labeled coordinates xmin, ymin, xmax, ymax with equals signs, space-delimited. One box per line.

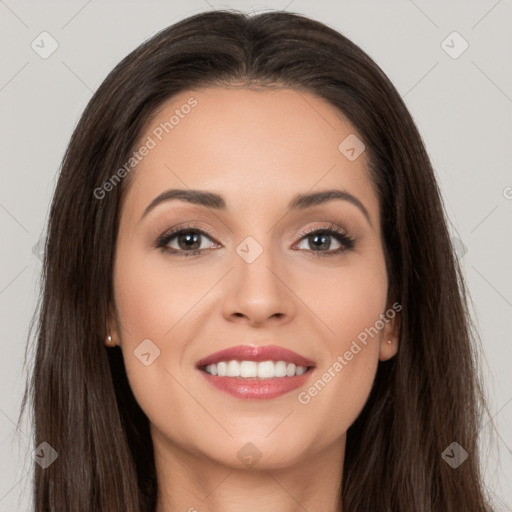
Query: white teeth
xmin=226 ymin=360 xmax=240 ymax=377
xmin=203 ymin=360 xmax=308 ymax=378
xmin=286 ymin=363 xmax=296 ymax=377
xmin=258 ymin=360 xmax=274 ymax=378
xmin=240 ymin=361 xmax=257 ymax=377
xmin=217 ymin=361 xmax=227 ymax=377
xmin=274 ymin=361 xmax=287 ymax=377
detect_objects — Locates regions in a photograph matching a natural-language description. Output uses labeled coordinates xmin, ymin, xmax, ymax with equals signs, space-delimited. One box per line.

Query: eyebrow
xmin=141 ymin=188 xmax=372 ymax=227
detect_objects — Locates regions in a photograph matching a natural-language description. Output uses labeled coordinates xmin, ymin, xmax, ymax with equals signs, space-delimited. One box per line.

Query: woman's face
xmin=109 ymin=87 xmax=399 ymax=470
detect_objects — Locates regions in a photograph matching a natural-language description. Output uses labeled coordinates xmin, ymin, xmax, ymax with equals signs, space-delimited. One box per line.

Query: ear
xmin=378 ymin=306 xmax=400 ymax=361
xmin=105 ymin=302 xmax=120 ymax=347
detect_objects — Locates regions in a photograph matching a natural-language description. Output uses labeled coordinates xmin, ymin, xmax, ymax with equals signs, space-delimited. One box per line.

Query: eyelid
xmin=156 ymin=224 xmax=219 ymax=250
xmin=155 ymin=221 xmax=357 ymax=257
xmin=293 ymin=224 xmax=356 ymax=254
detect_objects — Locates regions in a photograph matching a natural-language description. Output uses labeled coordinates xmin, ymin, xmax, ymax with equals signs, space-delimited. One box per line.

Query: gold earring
xmin=105 ymin=334 xmax=115 ymax=347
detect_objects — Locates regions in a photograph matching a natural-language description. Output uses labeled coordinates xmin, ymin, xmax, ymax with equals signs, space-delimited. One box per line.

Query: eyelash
xmin=155 ymin=223 xmax=356 ymax=258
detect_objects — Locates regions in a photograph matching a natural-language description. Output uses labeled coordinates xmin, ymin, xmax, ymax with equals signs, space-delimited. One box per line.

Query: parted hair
xmin=21 ymin=9 xmax=495 ymax=511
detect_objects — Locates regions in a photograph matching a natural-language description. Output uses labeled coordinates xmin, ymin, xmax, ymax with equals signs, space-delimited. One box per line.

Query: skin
xmin=107 ymin=87 xmax=399 ymax=512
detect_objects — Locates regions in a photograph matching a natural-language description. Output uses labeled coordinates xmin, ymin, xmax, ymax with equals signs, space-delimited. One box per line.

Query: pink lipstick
xmin=196 ymin=344 xmax=315 ymax=400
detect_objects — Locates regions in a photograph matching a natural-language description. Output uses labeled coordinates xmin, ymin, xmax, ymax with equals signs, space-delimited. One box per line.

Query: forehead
xmin=121 ymin=87 xmax=379 ymax=225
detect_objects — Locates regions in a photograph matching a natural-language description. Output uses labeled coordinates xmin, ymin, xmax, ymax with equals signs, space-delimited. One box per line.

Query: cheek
xmin=113 ymin=246 xmax=209 ymax=343
xmin=334 ymin=270 xmax=387 ymax=344
xmin=111 ymin=247 xmax=213 ymax=421
xmin=308 ymin=252 xmax=388 ymax=347
xmin=297 ymin=252 xmax=387 ymax=421
xmin=112 ymin=252 xmax=190 ymax=435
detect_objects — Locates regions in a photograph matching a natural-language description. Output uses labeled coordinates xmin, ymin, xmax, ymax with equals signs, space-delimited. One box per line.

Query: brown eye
xmin=294 ymin=227 xmax=356 ymax=256
xmin=157 ymin=226 xmax=219 ymax=257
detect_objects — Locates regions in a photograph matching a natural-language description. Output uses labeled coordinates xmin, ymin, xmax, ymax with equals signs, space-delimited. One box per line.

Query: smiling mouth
xmin=196 ymin=344 xmax=316 ymax=398
xmin=198 ymin=361 xmax=315 ymax=400
xmin=200 ymin=360 xmax=314 ymax=379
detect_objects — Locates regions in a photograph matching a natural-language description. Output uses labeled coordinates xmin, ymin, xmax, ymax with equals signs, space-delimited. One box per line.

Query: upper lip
xmin=196 ymin=344 xmax=315 ymax=369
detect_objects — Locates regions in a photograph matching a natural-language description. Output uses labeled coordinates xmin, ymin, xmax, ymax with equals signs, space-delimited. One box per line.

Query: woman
xmin=21 ymin=9 xmax=495 ymax=511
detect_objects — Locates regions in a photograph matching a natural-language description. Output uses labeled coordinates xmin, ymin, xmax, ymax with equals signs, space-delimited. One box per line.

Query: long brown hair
xmin=20 ymin=9 xmax=496 ymax=511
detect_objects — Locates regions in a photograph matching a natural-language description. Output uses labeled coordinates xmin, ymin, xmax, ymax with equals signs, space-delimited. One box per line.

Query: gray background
xmin=1 ymin=0 xmax=511 ymax=510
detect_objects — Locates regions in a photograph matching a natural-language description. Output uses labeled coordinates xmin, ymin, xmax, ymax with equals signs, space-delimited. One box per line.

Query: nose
xmin=221 ymin=243 xmax=295 ymax=327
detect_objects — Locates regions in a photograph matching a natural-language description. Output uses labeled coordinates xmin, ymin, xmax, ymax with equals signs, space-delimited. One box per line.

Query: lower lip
xmin=199 ymin=369 xmax=314 ymax=399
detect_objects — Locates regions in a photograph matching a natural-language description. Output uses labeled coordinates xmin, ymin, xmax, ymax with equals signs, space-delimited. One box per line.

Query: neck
xmin=153 ymin=432 xmax=345 ymax=512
